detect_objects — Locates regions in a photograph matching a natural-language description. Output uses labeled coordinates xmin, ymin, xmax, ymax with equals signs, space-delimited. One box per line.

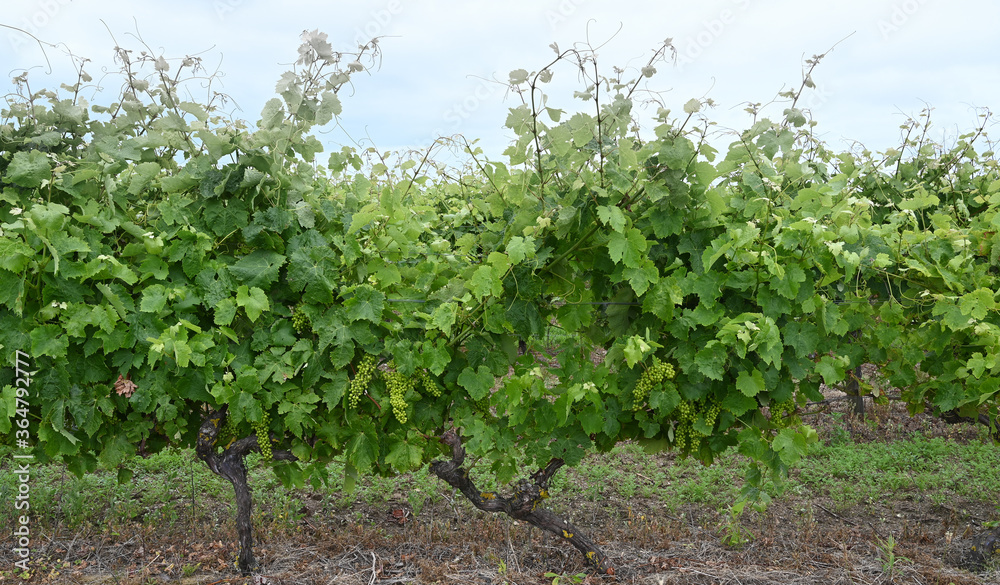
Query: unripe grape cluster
xmin=673 ymin=424 xmax=691 ymax=453
xmin=217 ymin=413 xmax=238 ymax=449
xmin=702 ymin=400 xmax=721 ymax=429
xmin=291 ymin=303 xmax=311 ymax=334
xmin=382 ymin=370 xmax=414 ymax=424
xmin=672 ymin=397 xmax=721 ymax=456
xmin=633 ymin=357 xmax=676 ymax=409
xmin=770 ymin=397 xmax=799 ymax=428
xmin=417 ymin=368 xmax=442 ymax=397
xmin=348 ymin=354 xmax=378 ymax=409
xmin=676 ymin=399 xmax=695 ymax=422
xmin=673 ymin=398 xmax=695 ymax=453
xmin=252 ymin=410 xmax=272 ymax=460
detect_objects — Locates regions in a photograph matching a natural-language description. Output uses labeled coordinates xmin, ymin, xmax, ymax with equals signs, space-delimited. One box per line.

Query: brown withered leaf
xmin=114 ymin=373 xmax=137 ymax=397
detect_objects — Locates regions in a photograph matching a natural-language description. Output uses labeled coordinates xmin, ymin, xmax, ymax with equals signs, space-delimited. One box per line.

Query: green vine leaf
xmin=7 ymin=150 xmax=51 ymax=188
xmin=236 ymin=285 xmax=270 ymax=322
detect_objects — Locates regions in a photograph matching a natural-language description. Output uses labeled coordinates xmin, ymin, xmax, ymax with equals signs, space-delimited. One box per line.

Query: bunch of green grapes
xmin=698 ymin=398 xmax=722 ymax=435
xmin=291 ymin=303 xmax=311 ymax=334
xmin=688 ymin=432 xmax=702 ymax=454
xmin=674 ymin=422 xmax=703 ymax=455
xmin=252 ymin=410 xmax=272 ymax=460
xmin=672 ymin=398 xmax=702 ymax=455
xmin=770 ymin=397 xmax=799 ymax=428
xmin=383 ymin=370 xmax=414 ymax=424
xmin=673 ymin=423 xmax=702 ymax=454
xmin=348 ymin=354 xmax=378 ymax=409
xmin=217 ymin=413 xmax=239 ymax=449
xmin=676 ymin=398 xmax=695 ymax=423
xmin=673 ymin=420 xmax=690 ymax=453
xmin=416 ymin=368 xmax=442 ymax=397
xmin=675 ymin=397 xmax=722 ymax=456
xmin=632 ymin=357 xmax=676 ymax=409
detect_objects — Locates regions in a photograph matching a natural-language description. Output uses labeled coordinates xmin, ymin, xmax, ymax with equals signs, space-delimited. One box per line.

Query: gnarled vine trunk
xmin=195 ymin=407 xmax=296 ymax=575
xmin=967 ymin=527 xmax=1000 ymax=568
xmin=938 ymin=408 xmax=1000 ymax=441
xmin=430 ymin=429 xmax=612 ymax=574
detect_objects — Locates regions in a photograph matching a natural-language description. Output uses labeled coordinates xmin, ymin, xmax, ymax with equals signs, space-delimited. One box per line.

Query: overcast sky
xmin=2 ymin=1 xmax=998 ymax=163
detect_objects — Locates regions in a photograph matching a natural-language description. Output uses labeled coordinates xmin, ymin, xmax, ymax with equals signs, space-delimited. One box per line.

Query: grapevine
xmin=5 ymin=31 xmax=1000 ymax=575
xmin=632 ymin=357 xmax=676 ymax=409
xmin=347 ymin=354 xmax=378 ymax=409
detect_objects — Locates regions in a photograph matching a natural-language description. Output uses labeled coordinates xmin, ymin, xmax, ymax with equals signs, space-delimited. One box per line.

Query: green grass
xmin=794 ymin=432 xmax=1000 ymax=510
xmin=558 ymin=442 xmax=751 ymax=513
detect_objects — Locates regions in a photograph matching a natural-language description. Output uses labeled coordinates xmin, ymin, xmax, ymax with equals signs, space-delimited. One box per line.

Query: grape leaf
xmin=608 ymin=228 xmax=647 ymax=268
xmin=458 ymin=366 xmax=495 ymax=401
xmin=7 ymin=150 xmax=51 ymax=188
xmin=505 ymin=236 xmax=536 ymax=263
xmin=228 ymin=250 xmax=287 ymax=289
xmin=736 ymin=369 xmax=765 ymax=397
xmin=236 ymin=286 xmax=270 ymax=322
xmin=140 ymin=284 xmax=169 ymax=313
xmin=345 ymin=426 xmax=379 ymax=472
xmin=597 ymin=205 xmax=627 ymax=233
xmin=344 ymin=285 xmax=385 ymax=323
xmin=772 ymin=427 xmax=810 ymax=465
xmin=385 ymin=439 xmax=423 ymax=472
xmin=31 ymin=325 xmax=68 ymax=358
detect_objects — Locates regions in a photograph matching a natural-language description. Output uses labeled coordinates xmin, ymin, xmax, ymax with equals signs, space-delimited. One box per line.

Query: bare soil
xmin=5 ymin=394 xmax=1000 ymax=585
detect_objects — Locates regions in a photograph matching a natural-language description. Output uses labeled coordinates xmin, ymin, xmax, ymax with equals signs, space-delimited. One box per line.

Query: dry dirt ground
xmin=4 ymin=393 xmax=1000 ymax=585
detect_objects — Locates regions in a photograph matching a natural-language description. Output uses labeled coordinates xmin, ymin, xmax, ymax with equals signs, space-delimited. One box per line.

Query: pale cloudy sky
xmin=2 ymin=0 xmax=998 ymax=162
